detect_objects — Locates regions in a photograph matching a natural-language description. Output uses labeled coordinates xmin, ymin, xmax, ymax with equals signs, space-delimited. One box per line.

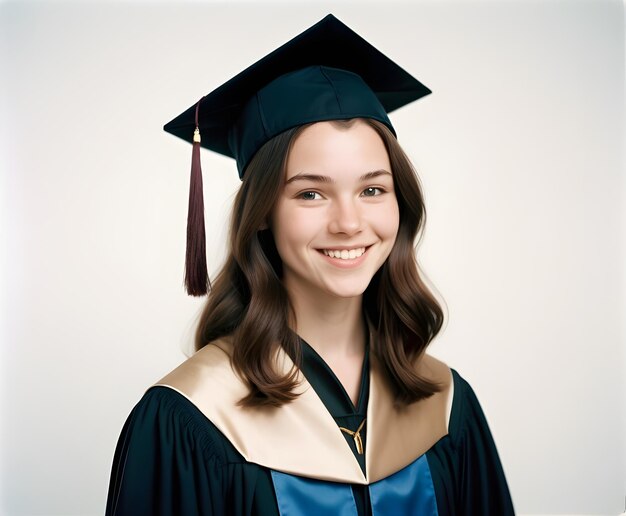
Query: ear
xmin=259 ymin=220 xmax=269 ymax=231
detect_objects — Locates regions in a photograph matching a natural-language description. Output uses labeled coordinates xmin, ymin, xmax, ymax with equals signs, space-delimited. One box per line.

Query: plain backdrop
xmin=1 ymin=1 xmax=624 ymax=514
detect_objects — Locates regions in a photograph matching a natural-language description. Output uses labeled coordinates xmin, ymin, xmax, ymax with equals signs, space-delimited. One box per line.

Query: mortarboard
xmin=164 ymin=13 xmax=431 ymax=296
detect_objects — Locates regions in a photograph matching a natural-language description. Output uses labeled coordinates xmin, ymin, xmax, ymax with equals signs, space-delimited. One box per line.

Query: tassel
xmin=184 ymin=99 xmax=209 ymax=296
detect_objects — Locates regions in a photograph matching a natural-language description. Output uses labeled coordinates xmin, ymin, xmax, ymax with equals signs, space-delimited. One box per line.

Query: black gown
xmin=106 ymin=339 xmax=514 ymax=515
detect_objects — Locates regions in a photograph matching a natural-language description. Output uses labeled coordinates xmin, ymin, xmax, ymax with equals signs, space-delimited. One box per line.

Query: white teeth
xmin=322 ymin=247 xmax=366 ymax=260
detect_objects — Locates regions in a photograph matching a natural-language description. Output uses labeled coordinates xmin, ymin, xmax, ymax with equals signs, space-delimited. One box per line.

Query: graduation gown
xmin=106 ymin=337 xmax=515 ymax=515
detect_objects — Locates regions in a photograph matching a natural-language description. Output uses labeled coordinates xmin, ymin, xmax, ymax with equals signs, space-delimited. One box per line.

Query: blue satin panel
xmin=270 ymin=470 xmax=358 ymax=516
xmin=270 ymin=454 xmax=437 ymax=515
xmin=369 ymin=454 xmax=438 ymax=516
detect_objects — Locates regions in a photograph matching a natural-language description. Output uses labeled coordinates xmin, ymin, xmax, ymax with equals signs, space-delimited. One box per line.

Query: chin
xmin=323 ymin=279 xmax=372 ymax=299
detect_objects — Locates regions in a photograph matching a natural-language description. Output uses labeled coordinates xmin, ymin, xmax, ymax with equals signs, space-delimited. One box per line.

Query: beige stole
xmin=154 ymin=338 xmax=453 ymax=485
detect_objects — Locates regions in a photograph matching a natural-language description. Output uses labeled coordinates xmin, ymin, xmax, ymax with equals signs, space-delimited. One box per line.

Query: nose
xmin=327 ymin=196 xmax=362 ymax=236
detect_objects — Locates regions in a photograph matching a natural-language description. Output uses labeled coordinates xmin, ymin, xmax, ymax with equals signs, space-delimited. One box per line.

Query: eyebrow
xmin=285 ymin=169 xmax=392 ymax=185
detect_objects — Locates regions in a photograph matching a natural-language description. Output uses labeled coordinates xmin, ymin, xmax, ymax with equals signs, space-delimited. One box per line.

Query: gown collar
xmin=298 ymin=335 xmax=370 ymax=417
xmin=154 ymin=334 xmax=452 ymax=484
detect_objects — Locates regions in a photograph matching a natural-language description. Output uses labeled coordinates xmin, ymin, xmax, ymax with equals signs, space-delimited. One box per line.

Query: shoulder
xmin=445 ymin=368 xmax=494 ymax=445
xmin=413 ymin=355 xmax=493 ymax=440
xmin=130 ymin=339 xmax=239 ymax=451
xmin=129 ymin=384 xmax=229 ymax=464
xmin=136 ymin=384 xmax=216 ymax=428
xmin=414 ymin=357 xmax=493 ymax=443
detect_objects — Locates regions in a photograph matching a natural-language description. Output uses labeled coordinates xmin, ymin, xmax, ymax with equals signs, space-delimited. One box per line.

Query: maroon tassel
xmin=184 ymin=99 xmax=209 ymax=296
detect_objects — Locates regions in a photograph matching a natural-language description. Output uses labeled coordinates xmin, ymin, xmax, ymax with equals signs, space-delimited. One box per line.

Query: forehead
xmin=285 ymin=120 xmax=391 ymax=179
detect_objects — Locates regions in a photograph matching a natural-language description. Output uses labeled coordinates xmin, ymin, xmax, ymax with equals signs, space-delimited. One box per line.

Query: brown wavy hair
xmin=195 ymin=118 xmax=445 ymax=407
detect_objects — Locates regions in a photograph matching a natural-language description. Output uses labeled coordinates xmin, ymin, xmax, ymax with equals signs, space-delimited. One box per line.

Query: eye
xmin=362 ymin=187 xmax=384 ymax=197
xmin=298 ymin=191 xmax=322 ymax=201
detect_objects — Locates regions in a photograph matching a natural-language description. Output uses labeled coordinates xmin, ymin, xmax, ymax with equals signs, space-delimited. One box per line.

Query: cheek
xmin=371 ymin=199 xmax=400 ymax=240
xmin=272 ymin=206 xmax=317 ymax=253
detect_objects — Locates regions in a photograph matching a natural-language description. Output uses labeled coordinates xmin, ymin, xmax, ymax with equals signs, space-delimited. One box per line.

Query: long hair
xmin=195 ymin=118 xmax=445 ymax=407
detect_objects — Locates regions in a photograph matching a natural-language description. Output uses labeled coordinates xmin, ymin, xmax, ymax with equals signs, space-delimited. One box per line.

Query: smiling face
xmin=270 ymin=119 xmax=400 ymax=304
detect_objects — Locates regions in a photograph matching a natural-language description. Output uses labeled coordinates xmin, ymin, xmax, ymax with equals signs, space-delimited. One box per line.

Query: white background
xmin=1 ymin=1 xmax=624 ymax=514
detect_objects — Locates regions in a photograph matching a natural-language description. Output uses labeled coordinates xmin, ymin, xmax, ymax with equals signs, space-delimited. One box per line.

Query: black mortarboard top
xmin=164 ymin=14 xmax=432 ymax=296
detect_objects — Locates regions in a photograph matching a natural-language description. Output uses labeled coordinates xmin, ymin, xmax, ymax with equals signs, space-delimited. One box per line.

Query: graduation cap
xmin=164 ymin=13 xmax=431 ymax=296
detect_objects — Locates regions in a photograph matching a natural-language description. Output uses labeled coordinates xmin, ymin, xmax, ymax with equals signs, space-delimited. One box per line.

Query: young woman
xmin=106 ymin=14 xmax=515 ymax=516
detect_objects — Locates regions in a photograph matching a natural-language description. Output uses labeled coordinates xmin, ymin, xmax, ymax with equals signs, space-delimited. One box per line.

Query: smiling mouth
xmin=318 ymin=246 xmax=371 ymax=260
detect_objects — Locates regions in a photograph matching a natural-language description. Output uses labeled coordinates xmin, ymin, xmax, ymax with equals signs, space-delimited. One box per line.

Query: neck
xmin=287 ymin=285 xmax=366 ymax=360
